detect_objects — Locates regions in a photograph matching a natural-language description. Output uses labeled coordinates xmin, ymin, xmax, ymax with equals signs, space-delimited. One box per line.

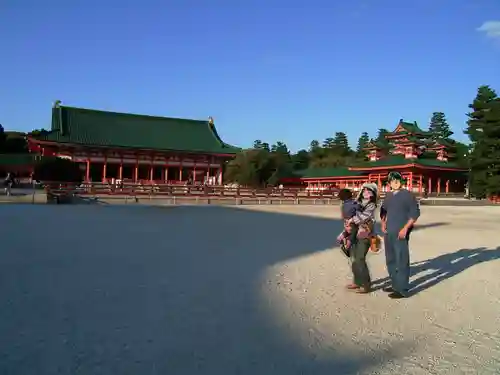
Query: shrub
xmin=33 ymin=157 xmax=83 ymax=184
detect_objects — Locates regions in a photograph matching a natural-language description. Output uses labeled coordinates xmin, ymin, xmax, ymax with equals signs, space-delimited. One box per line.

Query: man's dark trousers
xmin=384 ymin=232 xmax=410 ymax=294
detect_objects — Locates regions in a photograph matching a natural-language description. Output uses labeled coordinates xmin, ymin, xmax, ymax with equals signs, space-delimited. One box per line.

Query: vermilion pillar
xmin=102 ymin=156 xmax=107 ymax=182
xmin=217 ymin=167 xmax=223 ymax=185
xmin=86 ymin=159 xmax=90 ymax=181
xmin=134 ymin=157 xmax=139 ymax=182
xmin=118 ymin=161 xmax=123 ymax=180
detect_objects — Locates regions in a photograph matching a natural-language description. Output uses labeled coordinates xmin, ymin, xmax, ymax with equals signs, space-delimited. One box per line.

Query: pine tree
xmin=322 ymin=137 xmax=335 ymax=149
xmin=356 ymin=132 xmax=370 ymax=155
xmin=253 ymin=139 xmax=264 ymax=149
xmin=333 ymin=132 xmax=350 ymax=155
xmin=309 ymin=140 xmax=320 ymax=151
xmin=375 ymin=128 xmax=391 ymax=152
xmin=428 ymin=112 xmax=453 ymax=140
xmin=465 ymin=85 xmax=500 ymax=198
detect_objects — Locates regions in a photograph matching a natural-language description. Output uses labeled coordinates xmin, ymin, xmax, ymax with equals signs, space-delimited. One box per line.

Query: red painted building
xmin=282 ymin=120 xmax=468 ymax=195
xmin=27 ymin=101 xmax=240 ymax=184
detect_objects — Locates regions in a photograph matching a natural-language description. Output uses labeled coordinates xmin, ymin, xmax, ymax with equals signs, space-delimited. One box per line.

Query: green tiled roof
xmin=351 ymin=155 xmax=464 ymax=169
xmin=391 ymin=120 xmax=429 ymax=135
xmin=35 ymin=103 xmax=241 ymax=154
xmin=432 ymin=138 xmax=454 ymax=147
xmin=294 ymin=167 xmax=365 ymax=178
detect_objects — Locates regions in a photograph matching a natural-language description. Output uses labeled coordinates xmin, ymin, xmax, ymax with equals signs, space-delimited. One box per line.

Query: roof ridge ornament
xmin=208 ymin=116 xmax=214 ymax=125
xmin=53 ymin=100 xmax=62 ymax=108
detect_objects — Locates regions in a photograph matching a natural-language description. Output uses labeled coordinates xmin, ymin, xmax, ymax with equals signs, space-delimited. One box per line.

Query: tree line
xmin=0 ymin=128 xmax=48 ymax=154
xmin=225 ymin=111 xmax=469 ymax=188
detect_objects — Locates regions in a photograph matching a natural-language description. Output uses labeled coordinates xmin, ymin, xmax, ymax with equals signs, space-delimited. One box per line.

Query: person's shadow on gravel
xmin=375 ymin=247 xmax=500 ymax=296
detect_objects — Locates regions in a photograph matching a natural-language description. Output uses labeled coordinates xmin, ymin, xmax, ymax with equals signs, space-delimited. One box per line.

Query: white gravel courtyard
xmin=0 ymin=204 xmax=499 ymax=375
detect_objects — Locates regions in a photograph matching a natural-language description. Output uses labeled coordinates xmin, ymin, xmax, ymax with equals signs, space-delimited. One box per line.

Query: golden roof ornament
xmin=208 ymin=116 xmax=214 ymax=125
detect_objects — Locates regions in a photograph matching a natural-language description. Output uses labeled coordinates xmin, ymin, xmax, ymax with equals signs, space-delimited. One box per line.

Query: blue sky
xmin=1 ymin=0 xmax=499 ymax=151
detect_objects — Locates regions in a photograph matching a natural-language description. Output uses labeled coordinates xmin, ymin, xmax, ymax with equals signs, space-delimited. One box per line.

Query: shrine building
xmin=27 ymin=101 xmax=240 ymax=184
xmin=281 ymin=119 xmax=468 ymax=195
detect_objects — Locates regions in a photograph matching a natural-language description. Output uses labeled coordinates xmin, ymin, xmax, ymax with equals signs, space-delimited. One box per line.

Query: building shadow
xmin=374 ymin=247 xmax=500 ymax=296
xmin=0 ymin=204 xmax=418 ymax=375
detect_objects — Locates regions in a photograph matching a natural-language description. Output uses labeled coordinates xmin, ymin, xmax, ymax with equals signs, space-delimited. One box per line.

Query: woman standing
xmin=345 ymin=182 xmax=379 ymax=294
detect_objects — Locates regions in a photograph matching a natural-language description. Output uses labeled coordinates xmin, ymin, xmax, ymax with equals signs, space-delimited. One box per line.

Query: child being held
xmin=337 ymin=188 xmax=360 ymax=257
xmin=337 ymin=187 xmax=381 ymax=257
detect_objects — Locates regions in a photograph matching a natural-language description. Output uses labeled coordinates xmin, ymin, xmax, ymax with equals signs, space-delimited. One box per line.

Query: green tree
xmin=224 ymin=141 xmax=293 ymax=187
xmin=3 ymin=131 xmax=28 ymax=153
xmin=0 ymin=124 xmax=6 ymax=152
xmin=290 ymin=149 xmax=310 ymax=170
xmin=356 ymin=132 xmax=370 ymax=156
xmin=428 ymin=112 xmax=453 ymax=140
xmin=464 ymin=85 xmax=500 ymax=198
xmin=309 ymin=140 xmax=320 ymax=151
xmin=376 ymin=128 xmax=389 ymax=142
xmin=375 ymin=128 xmax=391 ymax=152
xmin=333 ymin=132 xmax=351 ymax=157
xmin=253 ymin=139 xmax=264 ymax=149
xmin=322 ymin=137 xmax=335 ymax=149
xmin=252 ymin=139 xmax=270 ymax=151
xmin=309 ymin=139 xmax=324 ymax=160
xmin=452 ymin=141 xmax=471 ymax=169
xmin=28 ymin=129 xmax=50 ymax=138
xmin=34 ymin=157 xmax=83 ymax=183
xmin=270 ymin=141 xmax=289 ymax=155
xmin=333 ymin=132 xmax=349 ymax=153
xmin=224 ymin=149 xmax=270 ymax=186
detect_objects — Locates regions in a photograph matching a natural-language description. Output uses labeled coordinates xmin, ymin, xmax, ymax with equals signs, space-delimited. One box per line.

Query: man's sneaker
xmin=388 ymin=291 xmax=406 ymax=299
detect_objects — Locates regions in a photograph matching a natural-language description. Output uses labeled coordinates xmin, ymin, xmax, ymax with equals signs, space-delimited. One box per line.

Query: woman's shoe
xmin=346 ymin=283 xmax=360 ymax=290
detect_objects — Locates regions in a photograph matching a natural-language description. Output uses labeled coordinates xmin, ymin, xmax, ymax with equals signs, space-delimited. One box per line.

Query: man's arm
xmin=380 ymin=193 xmax=390 ymax=221
xmin=402 ymin=192 xmax=420 ymax=231
xmin=380 ymin=194 xmax=389 ymax=232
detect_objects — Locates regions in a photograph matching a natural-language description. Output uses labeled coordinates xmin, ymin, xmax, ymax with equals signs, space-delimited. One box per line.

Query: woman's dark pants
xmin=351 ymin=238 xmax=371 ymax=288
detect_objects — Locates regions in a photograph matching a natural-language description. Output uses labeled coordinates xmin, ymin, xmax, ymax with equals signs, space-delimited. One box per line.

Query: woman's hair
xmin=358 ymin=187 xmax=377 ymax=204
xmin=338 ymin=188 xmax=353 ymax=201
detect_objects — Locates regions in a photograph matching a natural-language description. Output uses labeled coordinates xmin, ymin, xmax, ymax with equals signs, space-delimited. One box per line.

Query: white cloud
xmin=477 ymin=21 xmax=500 ymax=39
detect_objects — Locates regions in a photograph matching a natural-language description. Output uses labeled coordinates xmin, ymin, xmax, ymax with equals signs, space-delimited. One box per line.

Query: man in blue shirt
xmin=380 ymin=171 xmax=420 ymax=299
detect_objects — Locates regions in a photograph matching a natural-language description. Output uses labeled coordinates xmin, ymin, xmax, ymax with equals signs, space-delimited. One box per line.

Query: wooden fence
xmin=44 ymin=182 xmax=343 ymax=205
xmin=38 ymin=182 xmax=468 ymax=205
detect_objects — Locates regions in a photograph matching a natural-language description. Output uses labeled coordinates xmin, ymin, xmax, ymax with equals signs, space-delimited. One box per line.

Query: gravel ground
xmin=0 ymin=204 xmax=499 ymax=375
